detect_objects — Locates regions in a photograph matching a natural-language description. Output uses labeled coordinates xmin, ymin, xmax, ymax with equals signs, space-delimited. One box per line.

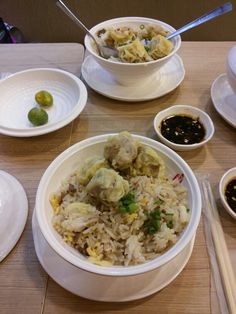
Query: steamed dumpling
xmin=109 ymin=26 xmax=136 ymax=46
xmin=86 ymin=168 xmax=129 ymax=203
xmin=59 ymin=202 xmax=99 ymax=232
xmin=77 ymin=155 xmax=108 ymax=185
xmin=132 ymin=145 xmax=165 ymax=178
xmin=118 ymin=39 xmax=151 ymax=63
xmin=149 ymin=35 xmax=173 ymax=59
xmin=104 ymin=131 xmax=139 ymax=170
xmin=146 ymin=24 xmax=168 ymax=39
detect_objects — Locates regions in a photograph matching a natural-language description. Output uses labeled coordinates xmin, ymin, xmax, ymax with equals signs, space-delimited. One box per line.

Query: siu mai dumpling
xmin=59 ymin=202 xmax=99 ymax=232
xmin=86 ymin=168 xmax=129 ymax=203
xmin=77 ymin=155 xmax=108 ymax=185
xmin=104 ymin=131 xmax=139 ymax=170
xmin=132 ymin=146 xmax=165 ymax=178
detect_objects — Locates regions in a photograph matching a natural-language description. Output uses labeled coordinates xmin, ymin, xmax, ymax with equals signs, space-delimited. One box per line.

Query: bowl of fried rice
xmin=33 ymin=132 xmax=201 ymax=301
xmin=84 ymin=17 xmax=181 ymax=85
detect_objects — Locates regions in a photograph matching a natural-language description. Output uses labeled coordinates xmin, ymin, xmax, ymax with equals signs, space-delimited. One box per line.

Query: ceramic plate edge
xmin=211 ymin=73 xmax=236 ymax=128
xmin=81 ymin=54 xmax=185 ymax=102
xmin=0 ymin=171 xmax=28 ymax=262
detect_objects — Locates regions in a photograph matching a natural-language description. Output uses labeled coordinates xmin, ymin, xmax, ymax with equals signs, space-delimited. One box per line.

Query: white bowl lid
xmin=0 ymin=170 xmax=28 ymax=262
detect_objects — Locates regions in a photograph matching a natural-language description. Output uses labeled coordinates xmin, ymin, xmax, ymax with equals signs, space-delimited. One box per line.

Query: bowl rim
xmin=35 ymin=133 xmax=202 ymax=276
xmin=219 ymin=167 xmax=236 ymax=219
xmin=84 ymin=16 xmax=181 ymax=66
xmin=0 ymin=68 xmax=88 ymax=137
xmin=227 ymin=45 xmax=236 ymax=78
xmin=153 ymin=104 xmax=215 ymax=150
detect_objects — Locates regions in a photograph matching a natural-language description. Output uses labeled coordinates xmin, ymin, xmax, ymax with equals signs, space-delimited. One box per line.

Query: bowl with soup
xmin=84 ymin=17 xmax=181 ymax=85
xmin=33 ymin=131 xmax=201 ymax=301
xmin=154 ymin=105 xmax=215 ymax=151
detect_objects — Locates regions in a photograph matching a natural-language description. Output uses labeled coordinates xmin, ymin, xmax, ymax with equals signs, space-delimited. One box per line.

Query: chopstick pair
xmin=198 ymin=174 xmax=236 ymax=314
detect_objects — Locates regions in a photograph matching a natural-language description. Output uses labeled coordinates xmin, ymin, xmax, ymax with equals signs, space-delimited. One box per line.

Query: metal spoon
xmin=167 ymin=2 xmax=232 ymax=40
xmin=56 ymin=0 xmax=118 ymax=59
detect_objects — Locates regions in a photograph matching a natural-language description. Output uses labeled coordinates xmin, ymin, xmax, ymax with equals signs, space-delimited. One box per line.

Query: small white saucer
xmin=0 ymin=171 xmax=28 ymax=262
xmin=82 ymin=55 xmax=185 ymax=102
xmin=211 ymin=73 xmax=236 ymax=128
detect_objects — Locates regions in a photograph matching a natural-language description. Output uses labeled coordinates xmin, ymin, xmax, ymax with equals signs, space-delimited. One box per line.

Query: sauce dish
xmin=219 ymin=167 xmax=236 ymax=220
xmin=153 ymin=105 xmax=215 ymax=151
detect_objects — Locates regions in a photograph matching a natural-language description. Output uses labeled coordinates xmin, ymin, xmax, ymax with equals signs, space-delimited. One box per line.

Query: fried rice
xmin=50 ymin=170 xmax=189 ymax=266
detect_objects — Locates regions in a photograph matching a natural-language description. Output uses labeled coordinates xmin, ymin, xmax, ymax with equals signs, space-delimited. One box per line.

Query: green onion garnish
xmin=119 ymin=192 xmax=137 ymax=214
xmin=155 ymin=199 xmax=163 ymax=206
xmin=167 ymin=220 xmax=174 ymax=229
xmin=144 ymin=209 xmax=161 ymax=234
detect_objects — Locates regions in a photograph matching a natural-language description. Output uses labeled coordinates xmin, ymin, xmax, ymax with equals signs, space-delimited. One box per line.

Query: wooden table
xmin=0 ymin=42 xmax=235 ymax=314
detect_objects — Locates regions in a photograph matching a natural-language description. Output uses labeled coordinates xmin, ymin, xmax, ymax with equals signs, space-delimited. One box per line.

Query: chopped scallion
xmin=119 ymin=192 xmax=137 ymax=214
xmin=144 ymin=209 xmax=161 ymax=234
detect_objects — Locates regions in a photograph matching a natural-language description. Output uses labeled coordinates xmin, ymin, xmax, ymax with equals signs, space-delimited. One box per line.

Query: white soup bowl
xmin=84 ymin=17 xmax=181 ymax=86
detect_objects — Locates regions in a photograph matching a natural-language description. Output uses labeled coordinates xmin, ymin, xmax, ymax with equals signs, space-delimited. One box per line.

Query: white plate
xmin=0 ymin=170 xmax=28 ymax=262
xmin=211 ymin=73 xmax=236 ymax=128
xmin=82 ymin=54 xmax=185 ymax=102
xmin=32 ymin=210 xmax=194 ymax=301
xmin=0 ymin=68 xmax=87 ymax=137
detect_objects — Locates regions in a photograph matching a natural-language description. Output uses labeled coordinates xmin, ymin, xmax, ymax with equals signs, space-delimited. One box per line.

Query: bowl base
xmin=32 ymin=210 xmax=195 ymax=302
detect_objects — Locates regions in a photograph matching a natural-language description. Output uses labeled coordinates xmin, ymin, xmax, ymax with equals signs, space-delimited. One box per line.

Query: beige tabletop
xmin=0 ymin=42 xmax=235 ymax=314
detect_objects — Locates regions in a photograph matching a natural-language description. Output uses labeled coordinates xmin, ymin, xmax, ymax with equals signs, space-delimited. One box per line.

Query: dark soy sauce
xmin=225 ymin=178 xmax=236 ymax=213
xmin=160 ymin=115 xmax=206 ymax=145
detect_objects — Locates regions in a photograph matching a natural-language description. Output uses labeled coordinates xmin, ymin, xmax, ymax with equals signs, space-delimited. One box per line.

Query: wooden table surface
xmin=0 ymin=42 xmax=235 ymax=314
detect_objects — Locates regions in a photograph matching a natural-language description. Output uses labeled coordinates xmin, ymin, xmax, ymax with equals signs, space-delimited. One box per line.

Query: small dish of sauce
xmin=225 ymin=178 xmax=236 ymax=213
xmin=160 ymin=115 xmax=206 ymax=145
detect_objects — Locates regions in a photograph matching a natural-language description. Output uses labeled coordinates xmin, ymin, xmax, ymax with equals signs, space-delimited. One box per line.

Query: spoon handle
xmin=56 ymin=0 xmax=97 ymax=43
xmin=167 ymin=2 xmax=233 ymax=40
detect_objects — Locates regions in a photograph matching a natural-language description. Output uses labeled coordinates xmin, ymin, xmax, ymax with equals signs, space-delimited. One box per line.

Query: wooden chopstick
xmin=200 ymin=176 xmax=236 ymax=314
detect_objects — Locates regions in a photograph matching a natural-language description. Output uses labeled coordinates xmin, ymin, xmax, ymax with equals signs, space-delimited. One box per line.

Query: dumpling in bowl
xmin=132 ymin=145 xmax=165 ymax=178
xmin=54 ymin=202 xmax=100 ymax=233
xmin=149 ymin=35 xmax=173 ymax=59
xmin=76 ymin=155 xmax=108 ymax=185
xmin=104 ymin=131 xmax=139 ymax=170
xmin=86 ymin=168 xmax=129 ymax=203
xmin=146 ymin=24 xmax=169 ymax=39
xmin=118 ymin=39 xmax=151 ymax=63
xmin=109 ymin=26 xmax=136 ymax=46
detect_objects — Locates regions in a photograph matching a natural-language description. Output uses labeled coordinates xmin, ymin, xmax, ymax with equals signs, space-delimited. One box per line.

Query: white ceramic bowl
xmin=33 ymin=133 xmax=201 ymax=301
xmin=0 ymin=68 xmax=87 ymax=137
xmin=84 ymin=17 xmax=181 ymax=86
xmin=219 ymin=167 xmax=236 ymax=220
xmin=226 ymin=45 xmax=236 ymax=94
xmin=153 ymin=105 xmax=215 ymax=151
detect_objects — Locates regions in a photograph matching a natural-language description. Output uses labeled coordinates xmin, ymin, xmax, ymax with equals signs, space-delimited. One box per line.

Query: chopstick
xmin=199 ymin=175 xmax=236 ymax=314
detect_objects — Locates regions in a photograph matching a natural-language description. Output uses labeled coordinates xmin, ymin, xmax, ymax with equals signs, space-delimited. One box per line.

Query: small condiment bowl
xmin=153 ymin=105 xmax=215 ymax=151
xmin=219 ymin=167 xmax=236 ymax=220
